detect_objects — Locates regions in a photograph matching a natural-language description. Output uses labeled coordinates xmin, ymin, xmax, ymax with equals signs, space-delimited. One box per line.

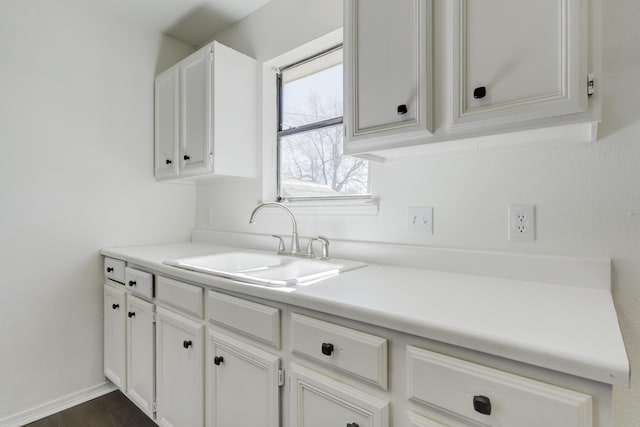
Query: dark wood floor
xmin=24 ymin=391 xmax=157 ymax=427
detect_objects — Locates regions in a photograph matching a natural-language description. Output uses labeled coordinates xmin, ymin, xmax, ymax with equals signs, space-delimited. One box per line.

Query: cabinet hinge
xmin=587 ymin=73 xmax=595 ymax=96
xmin=209 ymin=49 xmax=214 ymax=62
xmin=152 ymin=401 xmax=157 ymax=413
xmin=278 ymin=369 xmax=285 ymax=387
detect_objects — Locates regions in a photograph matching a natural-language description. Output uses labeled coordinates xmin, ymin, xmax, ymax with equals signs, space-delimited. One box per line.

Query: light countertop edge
xmin=100 ymin=241 xmax=630 ymax=388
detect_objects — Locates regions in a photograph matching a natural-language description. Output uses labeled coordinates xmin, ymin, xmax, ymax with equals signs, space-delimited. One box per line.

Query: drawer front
xmin=104 ymin=257 xmax=125 ymax=283
xmin=406 ymin=346 xmax=592 ymax=427
xmin=125 ymin=267 xmax=153 ymax=299
xmin=291 ymin=313 xmax=388 ymax=389
xmin=156 ymin=276 xmax=203 ymax=318
xmin=206 ymin=290 xmax=280 ymax=348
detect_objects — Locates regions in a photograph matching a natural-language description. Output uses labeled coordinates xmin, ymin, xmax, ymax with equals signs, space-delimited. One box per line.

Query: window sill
xmin=259 ymin=198 xmax=379 ymax=217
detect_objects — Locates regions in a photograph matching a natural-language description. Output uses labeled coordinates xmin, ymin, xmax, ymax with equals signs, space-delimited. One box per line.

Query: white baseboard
xmin=0 ymin=381 xmax=117 ymax=427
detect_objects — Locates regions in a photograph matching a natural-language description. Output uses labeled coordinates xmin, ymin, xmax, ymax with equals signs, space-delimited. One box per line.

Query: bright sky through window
xmin=277 ymin=47 xmax=369 ymax=201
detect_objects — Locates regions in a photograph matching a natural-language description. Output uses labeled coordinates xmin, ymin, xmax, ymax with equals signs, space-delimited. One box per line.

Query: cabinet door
xmin=289 ymin=363 xmax=389 ymax=427
xmin=154 ymin=65 xmax=179 ymax=179
xmin=126 ymin=295 xmax=155 ymax=418
xmin=344 ymin=0 xmax=432 ymax=151
xmin=450 ymin=0 xmax=588 ymax=129
xmin=180 ymin=46 xmax=213 ymax=176
xmin=156 ymin=307 xmax=204 ymax=427
xmin=206 ymin=330 xmax=280 ymax=427
xmin=104 ymin=284 xmax=126 ymax=391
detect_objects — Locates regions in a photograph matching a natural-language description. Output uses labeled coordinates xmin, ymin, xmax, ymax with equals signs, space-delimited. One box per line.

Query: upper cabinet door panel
xmin=154 ymin=66 xmax=179 ymax=179
xmin=345 ymin=0 xmax=432 ymax=146
xmin=451 ymin=0 xmax=588 ymax=129
xmin=180 ymin=47 xmax=212 ymax=175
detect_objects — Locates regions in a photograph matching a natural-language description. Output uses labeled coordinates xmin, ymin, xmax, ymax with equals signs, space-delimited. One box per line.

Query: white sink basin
xmin=163 ymin=251 xmax=366 ymax=287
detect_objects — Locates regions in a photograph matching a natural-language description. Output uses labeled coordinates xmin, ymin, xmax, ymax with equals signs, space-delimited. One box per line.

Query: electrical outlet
xmin=408 ymin=207 xmax=433 ymax=234
xmin=508 ymin=205 xmax=535 ymax=242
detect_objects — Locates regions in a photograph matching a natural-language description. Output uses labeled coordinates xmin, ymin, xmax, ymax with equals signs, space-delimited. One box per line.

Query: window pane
xmin=279 ymin=125 xmax=369 ymax=198
xmin=281 ymin=63 xmax=343 ymax=130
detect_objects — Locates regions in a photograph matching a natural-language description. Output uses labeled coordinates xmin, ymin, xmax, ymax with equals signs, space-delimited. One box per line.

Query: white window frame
xmin=261 ymin=29 xmax=378 ymax=216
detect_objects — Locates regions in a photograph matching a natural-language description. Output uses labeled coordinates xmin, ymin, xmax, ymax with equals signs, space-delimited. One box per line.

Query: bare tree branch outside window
xmin=278 ymin=57 xmax=369 ymax=200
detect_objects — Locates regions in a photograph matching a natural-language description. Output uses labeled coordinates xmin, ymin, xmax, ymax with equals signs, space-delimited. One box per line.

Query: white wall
xmin=0 ymin=0 xmax=195 ymax=420
xmin=197 ymin=0 xmax=640 ymax=425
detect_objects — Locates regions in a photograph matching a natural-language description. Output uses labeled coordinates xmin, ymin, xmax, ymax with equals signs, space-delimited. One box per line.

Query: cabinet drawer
xmin=206 ymin=290 xmax=280 ymax=348
xmin=125 ymin=267 xmax=153 ymax=299
xmin=291 ymin=313 xmax=388 ymax=389
xmin=104 ymin=257 xmax=125 ymax=283
xmin=406 ymin=346 xmax=592 ymax=427
xmin=156 ymin=276 xmax=203 ymax=318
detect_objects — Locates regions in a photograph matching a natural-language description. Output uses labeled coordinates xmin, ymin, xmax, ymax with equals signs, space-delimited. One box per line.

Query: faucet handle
xmin=306 ymin=236 xmax=330 ymax=260
xmin=305 ymin=238 xmax=319 ymax=258
xmin=317 ymin=236 xmax=330 ymax=260
xmin=271 ymin=235 xmax=286 ymax=254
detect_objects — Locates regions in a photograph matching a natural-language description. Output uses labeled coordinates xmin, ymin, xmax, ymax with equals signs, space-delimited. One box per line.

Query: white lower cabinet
xmin=156 ymin=306 xmax=204 ymax=427
xmin=206 ymin=329 xmax=280 ymax=427
xmin=126 ymin=294 xmax=155 ymax=418
xmin=289 ymin=363 xmax=389 ymax=427
xmin=104 ymin=283 xmax=126 ymax=391
xmin=104 ymin=260 xmax=609 ymax=427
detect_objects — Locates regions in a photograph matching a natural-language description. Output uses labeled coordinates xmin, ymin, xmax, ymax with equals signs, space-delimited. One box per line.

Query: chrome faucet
xmin=249 ymin=202 xmax=300 ymax=256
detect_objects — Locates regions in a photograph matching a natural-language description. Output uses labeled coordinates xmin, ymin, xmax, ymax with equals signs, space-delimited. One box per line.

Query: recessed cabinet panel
xmin=406 ymin=346 xmax=592 ymax=427
xmin=206 ymin=330 xmax=280 ymax=427
xmin=206 ymin=289 xmax=280 ymax=348
xmin=344 ymin=0 xmax=432 ymax=150
xmin=156 ymin=276 xmax=203 ymax=319
xmin=289 ymin=363 xmax=389 ymax=427
xmin=156 ymin=307 xmax=204 ymax=427
xmin=104 ymin=283 xmax=126 ymax=391
xmin=451 ymin=0 xmax=588 ymax=129
xmin=180 ymin=47 xmax=212 ymax=176
xmin=126 ymin=295 xmax=155 ymax=418
xmin=154 ymin=66 xmax=179 ymax=179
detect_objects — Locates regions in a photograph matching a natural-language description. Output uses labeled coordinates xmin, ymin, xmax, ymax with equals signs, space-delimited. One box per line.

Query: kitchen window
xmin=276 ymin=45 xmax=370 ymax=202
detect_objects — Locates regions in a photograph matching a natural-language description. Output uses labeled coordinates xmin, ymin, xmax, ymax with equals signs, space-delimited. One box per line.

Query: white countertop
xmin=101 ymin=239 xmax=630 ymax=388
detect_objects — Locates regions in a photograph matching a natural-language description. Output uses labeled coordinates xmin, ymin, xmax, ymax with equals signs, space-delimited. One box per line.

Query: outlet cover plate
xmin=408 ymin=206 xmax=433 ymax=234
xmin=508 ymin=205 xmax=535 ymax=242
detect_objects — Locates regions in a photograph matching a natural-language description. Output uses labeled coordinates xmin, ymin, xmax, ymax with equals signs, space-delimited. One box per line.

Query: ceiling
xmin=86 ymin=0 xmax=272 ymax=46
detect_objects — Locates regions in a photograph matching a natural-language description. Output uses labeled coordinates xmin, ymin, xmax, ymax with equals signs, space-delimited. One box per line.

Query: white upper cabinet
xmin=343 ymin=0 xmax=598 ymax=158
xmin=154 ymin=41 xmax=256 ymax=181
xmin=344 ymin=0 xmax=432 ymax=153
xmin=450 ymin=0 xmax=588 ymax=130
